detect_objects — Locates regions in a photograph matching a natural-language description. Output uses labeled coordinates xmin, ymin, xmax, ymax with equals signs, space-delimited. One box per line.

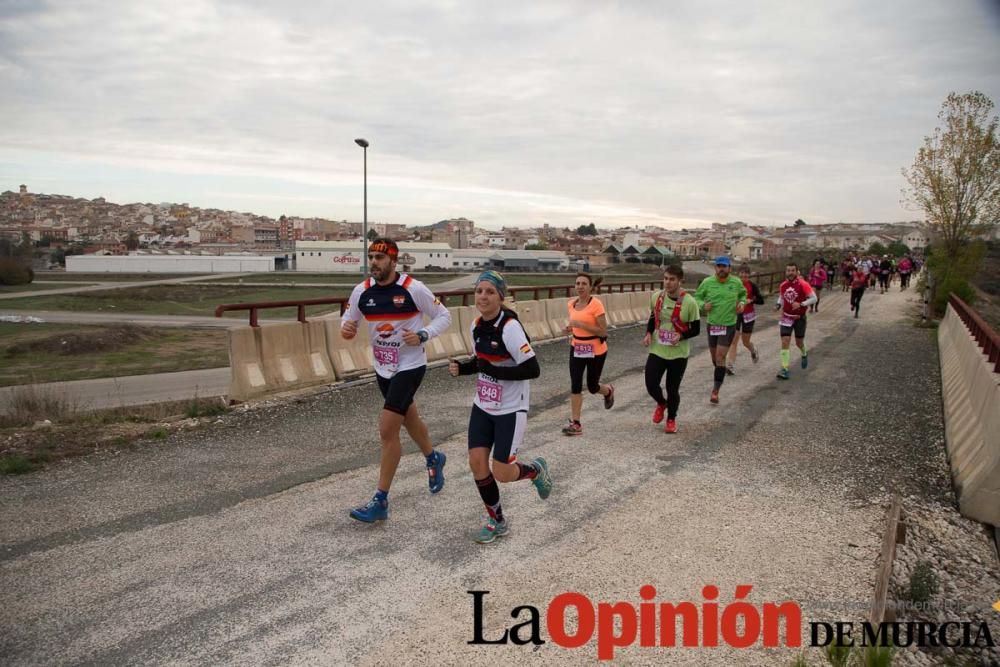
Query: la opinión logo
xmin=468 ymin=587 xmax=996 ymax=661
xmin=469 ymin=585 xmax=801 ymax=660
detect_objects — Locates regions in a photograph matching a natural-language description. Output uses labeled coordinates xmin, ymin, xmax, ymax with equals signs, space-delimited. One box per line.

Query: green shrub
xmin=905 ymin=560 xmax=939 ymax=605
xmin=0 ymin=257 xmax=33 ymax=285
xmin=825 ymin=640 xmax=853 ymax=667
xmin=0 ymin=454 xmax=37 ymax=475
xmin=926 ymin=241 xmax=986 ymax=316
xmin=933 ymin=274 xmax=977 ymax=314
xmin=860 ymin=643 xmax=894 ymax=667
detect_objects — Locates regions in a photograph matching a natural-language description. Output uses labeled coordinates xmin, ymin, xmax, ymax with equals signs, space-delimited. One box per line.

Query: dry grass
xmin=0 ymin=323 xmax=230 ymax=386
xmin=0 ymin=396 xmax=229 ymax=474
xmin=0 ymin=384 xmax=79 ymax=428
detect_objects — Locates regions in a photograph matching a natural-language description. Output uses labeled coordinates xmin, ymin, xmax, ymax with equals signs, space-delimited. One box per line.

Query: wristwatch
xmin=417 ymin=329 xmax=429 ymax=344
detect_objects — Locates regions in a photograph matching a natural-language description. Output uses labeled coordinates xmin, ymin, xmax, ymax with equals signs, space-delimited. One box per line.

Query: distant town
xmin=1 ymin=184 xmax=934 ymax=273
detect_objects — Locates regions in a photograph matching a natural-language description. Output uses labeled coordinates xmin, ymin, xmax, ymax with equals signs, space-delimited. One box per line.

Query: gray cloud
xmin=1 ymin=0 xmax=998 ymax=228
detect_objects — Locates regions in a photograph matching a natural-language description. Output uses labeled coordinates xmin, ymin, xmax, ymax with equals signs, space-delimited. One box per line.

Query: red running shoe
xmin=652 ymin=403 xmax=666 ymax=424
xmin=710 ymin=390 xmax=719 ymax=404
xmin=665 ymin=419 xmax=677 ymax=434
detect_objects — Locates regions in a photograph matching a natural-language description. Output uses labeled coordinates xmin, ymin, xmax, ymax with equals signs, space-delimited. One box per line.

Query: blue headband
xmin=476 ymin=270 xmax=507 ymax=298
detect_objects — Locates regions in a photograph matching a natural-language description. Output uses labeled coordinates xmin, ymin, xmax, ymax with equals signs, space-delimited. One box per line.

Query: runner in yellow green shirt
xmin=693 ymin=256 xmax=747 ymax=405
xmin=644 ymin=264 xmax=701 ymax=433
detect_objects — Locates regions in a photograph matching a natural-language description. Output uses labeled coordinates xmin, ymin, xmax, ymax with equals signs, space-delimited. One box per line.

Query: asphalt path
xmin=0 ymin=286 xmax=959 ymax=665
xmin=0 ymin=310 xmax=256 ymax=329
xmin=0 ymin=367 xmax=232 ymax=412
xmin=0 ymin=273 xmax=250 ymax=300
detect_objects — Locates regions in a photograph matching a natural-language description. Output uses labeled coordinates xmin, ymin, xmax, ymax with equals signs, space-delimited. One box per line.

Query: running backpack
xmin=477 ymin=307 xmax=531 ymax=344
xmin=653 ymin=290 xmax=690 ymax=335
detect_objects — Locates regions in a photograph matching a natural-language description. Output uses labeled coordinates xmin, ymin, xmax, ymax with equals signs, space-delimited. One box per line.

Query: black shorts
xmin=468 ymin=404 xmax=527 ymax=463
xmin=706 ymin=324 xmax=737 ymax=348
xmin=375 ymin=366 xmax=426 ymax=415
xmin=779 ymin=316 xmax=807 ymax=339
xmin=735 ymin=313 xmax=756 ymax=334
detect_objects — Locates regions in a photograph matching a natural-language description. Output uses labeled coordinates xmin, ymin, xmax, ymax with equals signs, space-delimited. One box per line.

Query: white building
xmin=66 ymin=254 xmax=275 ymax=273
xmin=452 ymin=249 xmax=570 ymax=271
xmin=294 ymin=241 xmax=453 ymax=272
xmin=898 ymin=227 xmax=929 ymax=250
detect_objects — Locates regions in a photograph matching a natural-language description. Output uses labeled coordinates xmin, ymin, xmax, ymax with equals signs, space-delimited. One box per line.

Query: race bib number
xmin=573 ymin=343 xmax=595 ymax=358
xmin=657 ymin=329 xmax=680 ymax=346
xmin=779 ymin=315 xmax=795 ymax=328
xmin=373 ymin=347 xmax=399 ymax=366
xmin=476 ymin=378 xmax=503 ymax=404
xmin=708 ymin=325 xmax=728 ymax=336
xmin=742 ymin=311 xmax=757 ymax=323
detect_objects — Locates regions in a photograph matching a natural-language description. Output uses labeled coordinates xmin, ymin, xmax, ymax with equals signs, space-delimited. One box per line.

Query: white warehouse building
xmin=294 ymin=241 xmax=453 ymax=272
xmin=66 ymin=254 xmax=275 ymax=273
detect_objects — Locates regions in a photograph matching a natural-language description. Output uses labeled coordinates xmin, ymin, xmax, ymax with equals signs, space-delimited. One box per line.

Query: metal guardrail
xmin=214 ymin=270 xmax=788 ymax=328
xmin=949 ymin=293 xmax=1000 ymax=373
xmin=214 ymin=280 xmax=661 ymax=327
xmin=752 ymin=271 xmax=785 ymax=296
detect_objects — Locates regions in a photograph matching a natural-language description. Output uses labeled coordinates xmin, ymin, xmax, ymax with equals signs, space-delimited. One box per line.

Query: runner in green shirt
xmin=694 ymin=256 xmax=747 ymax=405
xmin=644 ymin=264 xmax=701 ymax=433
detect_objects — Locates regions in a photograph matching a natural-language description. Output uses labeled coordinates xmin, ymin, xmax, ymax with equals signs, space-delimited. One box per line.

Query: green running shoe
xmin=475 ymin=516 xmax=509 ymax=544
xmin=531 ymin=457 xmax=552 ymax=500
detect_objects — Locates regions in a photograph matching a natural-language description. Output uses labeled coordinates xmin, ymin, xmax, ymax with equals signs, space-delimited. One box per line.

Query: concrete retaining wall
xmin=938 ymin=304 xmax=1000 ymax=526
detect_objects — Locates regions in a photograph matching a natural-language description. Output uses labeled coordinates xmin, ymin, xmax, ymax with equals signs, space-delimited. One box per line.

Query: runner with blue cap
xmin=694 ymin=255 xmax=747 ymax=404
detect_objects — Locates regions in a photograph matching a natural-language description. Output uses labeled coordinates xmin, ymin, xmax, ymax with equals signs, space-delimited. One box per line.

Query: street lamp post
xmin=354 ymin=138 xmax=369 ymax=273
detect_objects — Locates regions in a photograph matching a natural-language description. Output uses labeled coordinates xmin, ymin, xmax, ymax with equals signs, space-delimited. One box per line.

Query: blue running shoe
xmin=349 ymin=498 xmax=388 ymax=523
xmin=776 ymin=368 xmax=790 ymax=380
xmin=531 ymin=457 xmax=552 ymax=500
xmin=801 ymin=354 xmax=809 ymax=369
xmin=427 ymin=451 xmax=446 ymax=494
xmin=475 ymin=516 xmax=509 ymax=544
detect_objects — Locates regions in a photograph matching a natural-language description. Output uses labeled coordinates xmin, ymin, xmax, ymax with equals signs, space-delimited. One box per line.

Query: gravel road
xmin=1 ymin=286 xmax=996 ymax=665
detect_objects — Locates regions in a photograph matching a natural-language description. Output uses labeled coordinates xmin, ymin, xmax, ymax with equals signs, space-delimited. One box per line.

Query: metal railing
xmin=949 ymin=293 xmax=1000 ymax=373
xmin=752 ymin=271 xmax=785 ymax=296
xmin=214 ymin=270 xmax=788 ymax=328
xmin=214 ymin=280 xmax=661 ymax=327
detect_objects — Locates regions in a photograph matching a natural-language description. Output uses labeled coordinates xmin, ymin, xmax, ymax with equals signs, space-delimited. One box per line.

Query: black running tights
xmin=850 ymin=286 xmax=865 ymax=311
xmin=644 ymin=355 xmax=688 ymax=420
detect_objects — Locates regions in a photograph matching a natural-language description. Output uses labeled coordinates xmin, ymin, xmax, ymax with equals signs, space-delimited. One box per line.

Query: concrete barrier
xmin=424 ymin=307 xmax=470 ymax=362
xmin=604 ymin=292 xmax=635 ymax=326
xmin=938 ymin=304 xmax=1000 ymax=526
xmin=456 ymin=306 xmax=480 ymax=355
xmin=259 ymin=321 xmax=336 ymax=393
xmin=630 ymin=290 xmax=655 ymax=325
xmin=509 ymin=299 xmax=553 ymax=341
xmin=226 ymin=326 xmax=268 ymax=402
xmin=622 ymin=290 xmax=647 ymax=323
xmin=323 ymin=316 xmax=375 ymax=378
xmin=546 ymin=298 xmax=571 ymax=339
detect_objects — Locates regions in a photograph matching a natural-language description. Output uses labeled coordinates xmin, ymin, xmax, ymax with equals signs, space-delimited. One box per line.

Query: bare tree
xmin=902 ymin=91 xmax=1000 ymax=260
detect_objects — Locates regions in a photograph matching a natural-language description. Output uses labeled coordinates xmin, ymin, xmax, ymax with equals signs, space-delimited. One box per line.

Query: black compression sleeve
xmin=680 ymin=319 xmax=701 ymax=340
xmin=478 ymin=356 xmax=541 ymax=381
xmin=457 ymin=357 xmax=479 ymax=375
xmin=646 ymin=313 xmax=656 ymax=334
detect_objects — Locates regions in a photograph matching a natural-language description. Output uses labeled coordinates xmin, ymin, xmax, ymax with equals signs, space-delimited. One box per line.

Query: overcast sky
xmin=1 ymin=1 xmax=998 ymax=230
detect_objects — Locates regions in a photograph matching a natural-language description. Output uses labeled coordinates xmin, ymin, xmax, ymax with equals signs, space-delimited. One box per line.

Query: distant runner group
xmin=340 ymin=239 xmax=907 ymax=542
